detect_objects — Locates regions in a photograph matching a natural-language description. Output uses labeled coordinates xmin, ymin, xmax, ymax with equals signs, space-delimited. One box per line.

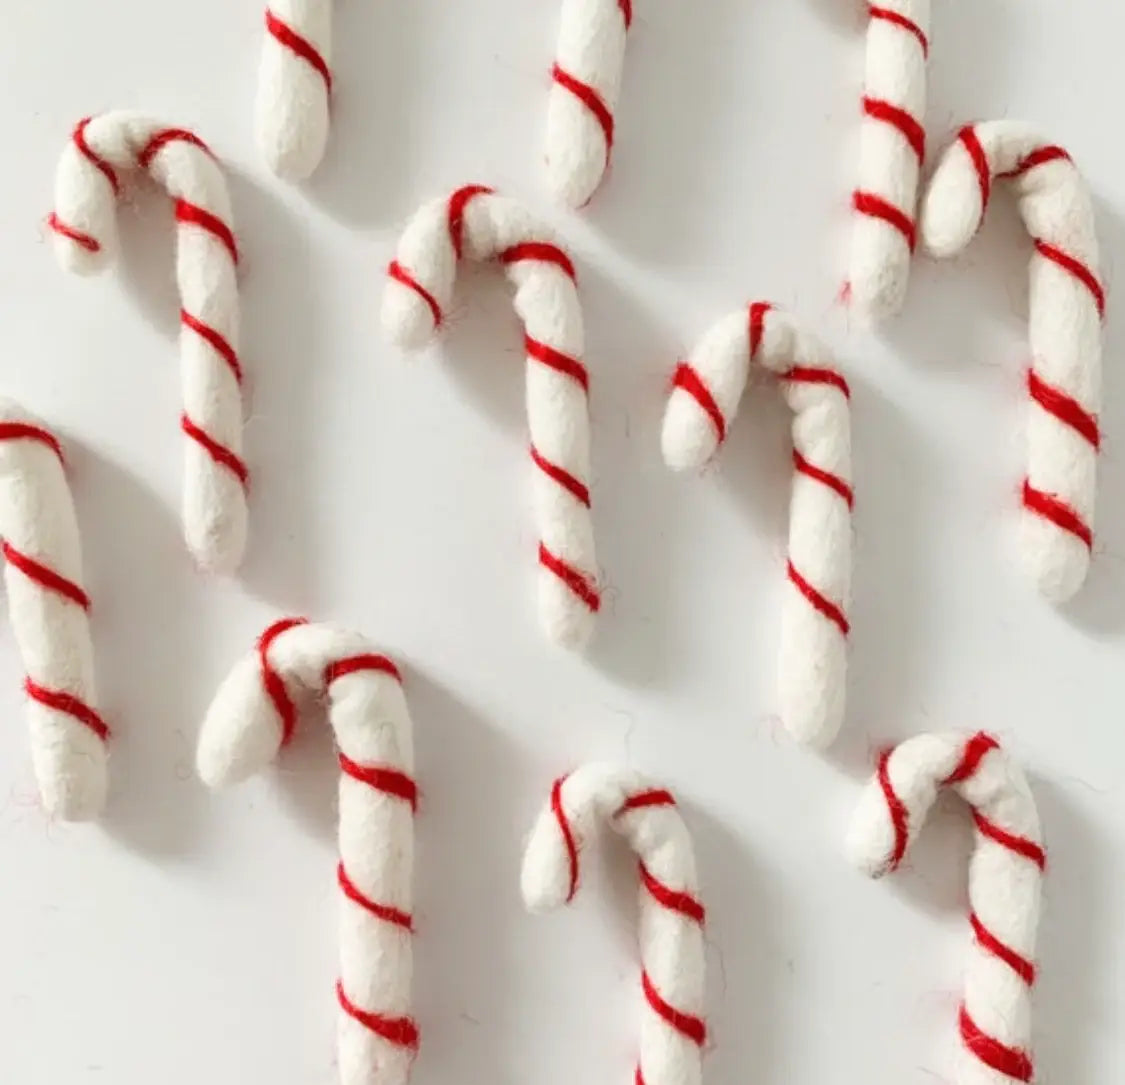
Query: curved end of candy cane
xmin=381 ymin=273 xmax=440 ymax=351
xmin=661 ymin=389 xmax=721 ymax=472
xmin=920 ymin=140 xmax=985 ymax=259
xmin=255 ymin=69 xmax=330 ymax=182
xmin=184 ymin=477 xmax=249 ymax=576
xmin=31 ymin=729 xmax=108 ymax=822
xmin=196 ymin=655 xmax=283 ymax=788
xmin=521 ymin=800 xmax=577 ymax=914
xmin=845 ymin=775 xmax=903 ymax=880
xmin=1018 ymin=513 xmax=1090 ymax=602
xmin=544 ymin=107 xmax=606 ymax=210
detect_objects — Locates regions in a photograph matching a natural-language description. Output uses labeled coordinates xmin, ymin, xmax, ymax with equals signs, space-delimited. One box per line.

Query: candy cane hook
xmin=48 ymin=112 xmax=248 ymax=574
xmin=920 ymin=122 xmax=1104 ymax=602
xmin=522 ymin=765 xmax=706 ymax=1085
xmin=849 ymin=732 xmax=1044 ymax=1085
xmin=847 ymin=2 xmax=930 ymax=321
xmin=381 ymin=185 xmax=599 ymax=650
xmin=545 ymin=0 xmax=634 ymax=207
xmin=197 ymin=618 xmax=417 ymax=1085
xmin=662 ymin=304 xmax=853 ymax=748
xmin=257 ymin=1 xmax=332 ymax=179
xmin=0 ymin=399 xmax=109 ymax=821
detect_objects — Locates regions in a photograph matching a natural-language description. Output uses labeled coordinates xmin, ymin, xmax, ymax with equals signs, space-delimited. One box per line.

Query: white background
xmin=0 ymin=1 xmax=1121 ymax=1082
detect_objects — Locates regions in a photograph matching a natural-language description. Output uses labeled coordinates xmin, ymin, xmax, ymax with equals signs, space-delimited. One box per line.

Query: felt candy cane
xmin=382 ymin=185 xmax=599 ymax=650
xmin=197 ymin=618 xmax=417 ymax=1085
xmin=522 ymin=765 xmax=706 ymax=1085
xmin=847 ymin=2 xmax=930 ymax=321
xmin=849 ymin=732 xmax=1044 ymax=1085
xmin=0 ymin=399 xmax=109 ymax=821
xmin=48 ymin=112 xmax=248 ymax=574
xmin=257 ymin=1 xmax=332 ymax=179
xmin=920 ymin=122 xmax=1104 ymax=602
xmin=545 ymin=0 xmax=634 ymax=207
xmin=663 ymin=304 xmax=853 ymax=748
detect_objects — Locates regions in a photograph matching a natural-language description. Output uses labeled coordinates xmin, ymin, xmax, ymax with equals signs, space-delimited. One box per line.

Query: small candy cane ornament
xmin=257 ymin=1 xmax=332 ymax=179
xmin=921 ymin=123 xmax=1104 ymax=602
xmin=523 ymin=765 xmax=706 ymax=1085
xmin=849 ymin=732 xmax=1044 ymax=1085
xmin=545 ymin=0 xmax=634 ymax=207
xmin=0 ymin=399 xmax=108 ymax=821
xmin=198 ymin=619 xmax=417 ymax=1085
xmin=848 ymin=2 xmax=930 ymax=321
xmin=382 ymin=185 xmax=599 ymax=650
xmin=663 ymin=304 xmax=853 ymax=748
xmin=48 ymin=112 xmax=247 ymax=574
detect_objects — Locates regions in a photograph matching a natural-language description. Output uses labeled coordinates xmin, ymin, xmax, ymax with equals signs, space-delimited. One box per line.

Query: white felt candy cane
xmin=662 ymin=303 xmax=853 ymax=748
xmin=48 ymin=112 xmax=247 ymax=574
xmin=382 ymin=185 xmax=599 ymax=650
xmin=257 ymin=1 xmax=332 ymax=179
xmin=523 ymin=765 xmax=706 ymax=1085
xmin=848 ymin=2 xmax=930 ymax=321
xmin=197 ymin=618 xmax=417 ymax=1085
xmin=545 ymin=0 xmax=634 ymax=207
xmin=0 ymin=399 xmax=108 ymax=821
xmin=920 ymin=122 xmax=1104 ymax=603
xmin=849 ymin=732 xmax=1044 ymax=1085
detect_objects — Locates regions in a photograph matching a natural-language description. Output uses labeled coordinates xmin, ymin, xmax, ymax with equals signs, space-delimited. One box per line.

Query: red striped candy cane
xmin=197 ymin=618 xmax=417 ymax=1085
xmin=522 ymin=765 xmax=705 ymax=1085
xmin=545 ymin=0 xmax=634 ymax=207
xmin=382 ymin=185 xmax=599 ymax=650
xmin=849 ymin=732 xmax=1043 ymax=1085
xmin=48 ymin=112 xmax=247 ymax=575
xmin=258 ymin=1 xmax=332 ymax=179
xmin=662 ymin=304 xmax=853 ymax=748
xmin=848 ymin=1 xmax=930 ymax=321
xmin=920 ymin=123 xmax=1104 ymax=602
xmin=0 ymin=399 xmax=108 ymax=821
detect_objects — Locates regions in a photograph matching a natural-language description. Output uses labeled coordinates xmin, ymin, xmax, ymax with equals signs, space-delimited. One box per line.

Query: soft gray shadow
xmin=115 ymin=177 xmax=180 ymax=340
xmin=803 ymin=0 xmax=866 ymax=36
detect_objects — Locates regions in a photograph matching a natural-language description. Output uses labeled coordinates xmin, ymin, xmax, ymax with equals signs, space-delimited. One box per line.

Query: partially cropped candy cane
xmin=848 ymin=2 xmax=930 ymax=321
xmin=545 ymin=0 xmax=634 ymax=207
xmin=849 ymin=733 xmax=1044 ymax=1085
xmin=663 ymin=304 xmax=853 ymax=748
xmin=257 ymin=1 xmax=332 ymax=179
xmin=382 ymin=186 xmax=599 ymax=649
xmin=522 ymin=765 xmax=706 ymax=1085
xmin=48 ymin=112 xmax=247 ymax=574
xmin=0 ymin=400 xmax=109 ymax=821
xmin=197 ymin=619 xmax=417 ymax=1085
xmin=921 ymin=122 xmax=1105 ymax=602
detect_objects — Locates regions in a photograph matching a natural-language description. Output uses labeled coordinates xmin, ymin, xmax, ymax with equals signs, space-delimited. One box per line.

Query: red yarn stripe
xmin=958 ymin=1005 xmax=1033 ymax=1082
xmin=551 ymin=64 xmax=614 ymax=156
xmin=336 ymin=981 xmax=419 ymax=1049
xmin=1021 ymin=481 xmax=1092 ymax=549
xmin=337 ymin=862 xmax=413 ymax=930
xmin=1033 ymin=239 xmax=1106 ymax=318
xmin=447 ymin=184 xmax=493 ymax=258
xmin=174 ymin=200 xmax=239 ymax=265
xmin=852 ymin=190 xmax=916 ymax=250
xmin=24 ymin=678 xmax=109 ymax=741
xmin=338 ymin=753 xmax=418 ymax=811
xmin=619 ymin=0 xmax=633 ymax=28
xmin=958 ymin=126 xmax=992 ymax=212
xmin=671 ymin=363 xmax=726 ymax=442
xmin=137 ymin=128 xmax=212 ymax=170
xmin=943 ymin=732 xmax=999 ymax=785
xmin=387 ymin=260 xmax=443 ymax=328
xmin=868 ymin=5 xmax=929 ymax=54
xmin=551 ymin=775 xmax=581 ymax=903
xmin=538 ymin=543 xmax=600 ymax=612
xmin=46 ymin=213 xmax=101 ymax=253
xmin=1027 ymin=370 xmax=1099 ymax=449
xmin=970 ymin=911 xmax=1036 ymax=985
xmin=258 ymin=617 xmax=307 ymax=745
xmin=325 ymin=653 xmax=402 ymax=686
xmin=525 ymin=337 xmax=590 ymax=392
xmin=266 ymin=9 xmax=332 ymax=90
xmin=863 ymin=97 xmax=925 ymax=163
xmin=0 ymin=422 xmax=63 ymax=461
xmin=1 ymin=542 xmax=90 ymax=609
xmin=787 ymin=561 xmax=849 ymax=635
xmin=530 ymin=445 xmax=591 ymax=507
xmin=783 ymin=366 xmax=852 ymax=399
xmin=499 ymin=241 xmax=576 ymax=281
xmin=972 ymin=811 xmax=1046 ymax=869
xmin=639 ymin=861 xmax=705 ymax=924
xmin=793 ymin=450 xmax=854 ymax=508
xmin=181 ymin=310 xmax=242 ymax=385
xmin=748 ymin=301 xmax=772 ymax=358
xmin=1001 ymin=145 xmax=1071 ymax=179
xmin=619 ymin=789 xmax=676 ymax=813
xmin=877 ymin=748 xmax=910 ymax=870
xmin=73 ymin=117 xmax=119 ymax=194
xmin=180 ymin=414 xmax=249 ymax=487
xmin=641 ymin=970 xmax=706 ymax=1046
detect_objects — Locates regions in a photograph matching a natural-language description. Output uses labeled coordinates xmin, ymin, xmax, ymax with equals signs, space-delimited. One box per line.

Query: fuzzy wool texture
xmin=197 ymin=620 xmax=416 ymax=1085
xmin=920 ymin=122 xmax=1103 ymax=603
xmin=522 ymin=765 xmax=705 ymax=1085
xmin=0 ymin=399 xmax=108 ymax=821
xmin=381 ymin=187 xmax=599 ymax=651
xmin=848 ymin=733 xmax=1043 ymax=1085
xmin=662 ymin=305 xmax=853 ymax=749
xmin=49 ymin=112 xmax=247 ymax=574
xmin=257 ymin=0 xmax=332 ymax=180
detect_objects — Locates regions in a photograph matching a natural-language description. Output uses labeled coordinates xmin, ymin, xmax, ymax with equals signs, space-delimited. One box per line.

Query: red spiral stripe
xmin=266 ymin=8 xmax=332 ymax=90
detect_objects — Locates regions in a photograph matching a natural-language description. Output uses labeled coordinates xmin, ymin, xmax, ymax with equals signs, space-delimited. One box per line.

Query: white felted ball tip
xmin=661 ymin=395 xmax=719 ymax=472
xmin=844 ymin=792 xmax=898 ymax=879
xmin=185 ymin=497 xmax=248 ymax=576
xmin=846 ymin=245 xmax=910 ymax=326
xmin=52 ymin=232 xmax=109 ymax=277
xmin=257 ymin=98 xmax=329 ymax=183
xmin=520 ymin=823 xmax=571 ymax=913
xmin=1019 ymin=515 xmax=1090 ymax=603
xmin=539 ymin=576 xmax=597 ymax=652
xmin=919 ymin=167 xmax=982 ymax=259
xmin=196 ymin=674 xmax=281 ymax=788
xmin=39 ymin=758 xmax=108 ymax=823
xmin=381 ymin=279 xmax=438 ymax=351
xmin=544 ymin=144 xmax=601 ymax=211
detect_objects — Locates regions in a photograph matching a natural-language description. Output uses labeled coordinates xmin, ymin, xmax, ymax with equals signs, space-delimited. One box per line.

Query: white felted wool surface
xmin=1 ymin=5 xmax=1124 ymax=1085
